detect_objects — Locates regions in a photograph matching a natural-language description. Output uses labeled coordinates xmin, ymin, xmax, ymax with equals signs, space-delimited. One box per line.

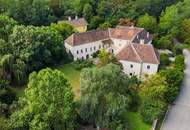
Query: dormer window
xmin=130 ymin=64 xmax=133 ymax=68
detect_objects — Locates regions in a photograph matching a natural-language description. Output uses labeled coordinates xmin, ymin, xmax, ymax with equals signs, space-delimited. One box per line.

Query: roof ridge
xmin=74 ymin=29 xmax=108 ymax=36
xmin=131 ymin=44 xmax=142 ymax=62
xmin=115 ymin=42 xmax=129 ymax=56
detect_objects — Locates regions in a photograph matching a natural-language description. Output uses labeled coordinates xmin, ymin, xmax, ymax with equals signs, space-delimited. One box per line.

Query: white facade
xmin=119 ymin=60 xmax=159 ymax=78
xmin=65 ymin=38 xmax=131 ymax=61
xmin=65 ymin=40 xmax=106 ymax=60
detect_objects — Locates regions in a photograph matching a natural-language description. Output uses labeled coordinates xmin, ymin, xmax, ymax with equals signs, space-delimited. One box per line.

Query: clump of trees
xmin=159 ymin=53 xmax=171 ymax=69
xmin=0 ymin=15 xmax=75 ymax=86
xmin=139 ymin=75 xmax=168 ymax=123
xmin=10 ymin=68 xmax=75 ymax=130
xmin=80 ymin=64 xmax=138 ymax=129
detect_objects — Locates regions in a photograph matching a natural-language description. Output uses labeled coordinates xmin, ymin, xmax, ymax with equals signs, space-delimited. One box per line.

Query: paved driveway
xmin=161 ymin=49 xmax=190 ymax=130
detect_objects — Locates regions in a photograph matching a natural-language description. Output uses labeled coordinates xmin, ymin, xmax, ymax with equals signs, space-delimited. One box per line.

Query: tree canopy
xmin=80 ymin=64 xmax=132 ymax=129
xmin=10 ymin=68 xmax=75 ymax=130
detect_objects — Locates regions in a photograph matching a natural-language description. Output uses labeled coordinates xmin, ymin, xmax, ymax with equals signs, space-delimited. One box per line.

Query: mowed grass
xmin=125 ymin=112 xmax=151 ymax=130
xmin=53 ymin=63 xmax=81 ymax=100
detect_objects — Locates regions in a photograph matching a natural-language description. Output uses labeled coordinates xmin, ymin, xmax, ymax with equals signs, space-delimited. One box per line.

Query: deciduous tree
xmin=10 ymin=68 xmax=75 ymax=130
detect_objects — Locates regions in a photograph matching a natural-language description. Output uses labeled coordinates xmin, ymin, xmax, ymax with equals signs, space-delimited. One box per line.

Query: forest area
xmin=0 ymin=0 xmax=190 ymax=130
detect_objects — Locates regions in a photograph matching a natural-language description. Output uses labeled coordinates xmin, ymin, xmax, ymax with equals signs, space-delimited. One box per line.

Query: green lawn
xmin=53 ymin=63 xmax=81 ymax=100
xmin=125 ymin=112 xmax=151 ymax=130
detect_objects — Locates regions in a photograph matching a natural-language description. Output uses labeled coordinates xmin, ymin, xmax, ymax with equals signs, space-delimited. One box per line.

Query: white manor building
xmin=65 ymin=26 xmax=160 ymax=78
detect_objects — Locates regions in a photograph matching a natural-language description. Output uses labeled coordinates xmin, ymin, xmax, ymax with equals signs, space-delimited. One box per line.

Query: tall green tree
xmin=140 ymin=74 xmax=168 ymax=123
xmin=159 ymin=5 xmax=181 ymax=36
xmin=8 ymin=0 xmax=56 ymax=26
xmin=179 ymin=19 xmax=190 ymax=43
xmin=50 ymin=21 xmax=76 ymax=39
xmin=137 ymin=14 xmax=157 ymax=33
xmin=9 ymin=25 xmax=65 ymax=72
xmin=80 ymin=64 xmax=131 ymax=129
xmin=10 ymin=68 xmax=75 ymax=130
xmin=0 ymin=15 xmax=17 ymax=41
xmin=160 ymin=69 xmax=183 ymax=103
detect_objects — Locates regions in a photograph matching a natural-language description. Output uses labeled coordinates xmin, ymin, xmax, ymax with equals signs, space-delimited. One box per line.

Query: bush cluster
xmin=72 ymin=60 xmax=93 ymax=70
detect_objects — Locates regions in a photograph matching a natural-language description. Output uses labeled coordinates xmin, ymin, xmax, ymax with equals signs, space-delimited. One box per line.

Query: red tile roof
xmin=116 ymin=43 xmax=160 ymax=64
xmin=66 ymin=18 xmax=88 ymax=27
xmin=110 ymin=26 xmax=143 ymax=40
xmin=65 ymin=26 xmax=150 ymax=46
xmin=65 ymin=29 xmax=109 ymax=46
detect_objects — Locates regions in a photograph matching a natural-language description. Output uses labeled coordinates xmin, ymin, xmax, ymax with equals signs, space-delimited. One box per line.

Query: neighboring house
xmin=65 ymin=16 xmax=88 ymax=32
xmin=65 ymin=26 xmax=159 ymax=77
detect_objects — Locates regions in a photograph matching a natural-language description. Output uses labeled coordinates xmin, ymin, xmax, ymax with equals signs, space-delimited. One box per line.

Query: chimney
xmin=75 ymin=15 xmax=78 ymax=20
xmin=68 ymin=16 xmax=71 ymax=21
xmin=147 ymin=32 xmax=149 ymax=38
xmin=140 ymin=39 xmax=144 ymax=44
xmin=131 ymin=24 xmax=134 ymax=28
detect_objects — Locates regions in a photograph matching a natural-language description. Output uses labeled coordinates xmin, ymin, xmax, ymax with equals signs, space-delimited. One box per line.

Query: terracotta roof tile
xmin=65 ymin=29 xmax=109 ymax=46
xmin=116 ymin=43 xmax=160 ymax=64
xmin=66 ymin=18 xmax=88 ymax=27
xmin=115 ymin=44 xmax=141 ymax=62
xmin=65 ymin=26 xmax=149 ymax=46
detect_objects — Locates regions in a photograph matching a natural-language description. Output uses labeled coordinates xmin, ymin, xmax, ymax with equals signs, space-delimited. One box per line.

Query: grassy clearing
xmin=125 ymin=112 xmax=151 ymax=130
xmin=53 ymin=63 xmax=81 ymax=100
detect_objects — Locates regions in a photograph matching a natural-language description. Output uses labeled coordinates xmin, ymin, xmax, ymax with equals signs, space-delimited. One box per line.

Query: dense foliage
xmin=72 ymin=59 xmax=93 ymax=70
xmin=0 ymin=24 xmax=68 ymax=85
xmin=139 ymin=75 xmax=168 ymax=123
xmin=0 ymin=0 xmax=189 ymax=129
xmin=10 ymin=68 xmax=75 ymax=130
xmin=0 ymin=80 xmax=16 ymax=117
xmin=80 ymin=64 xmax=134 ymax=129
